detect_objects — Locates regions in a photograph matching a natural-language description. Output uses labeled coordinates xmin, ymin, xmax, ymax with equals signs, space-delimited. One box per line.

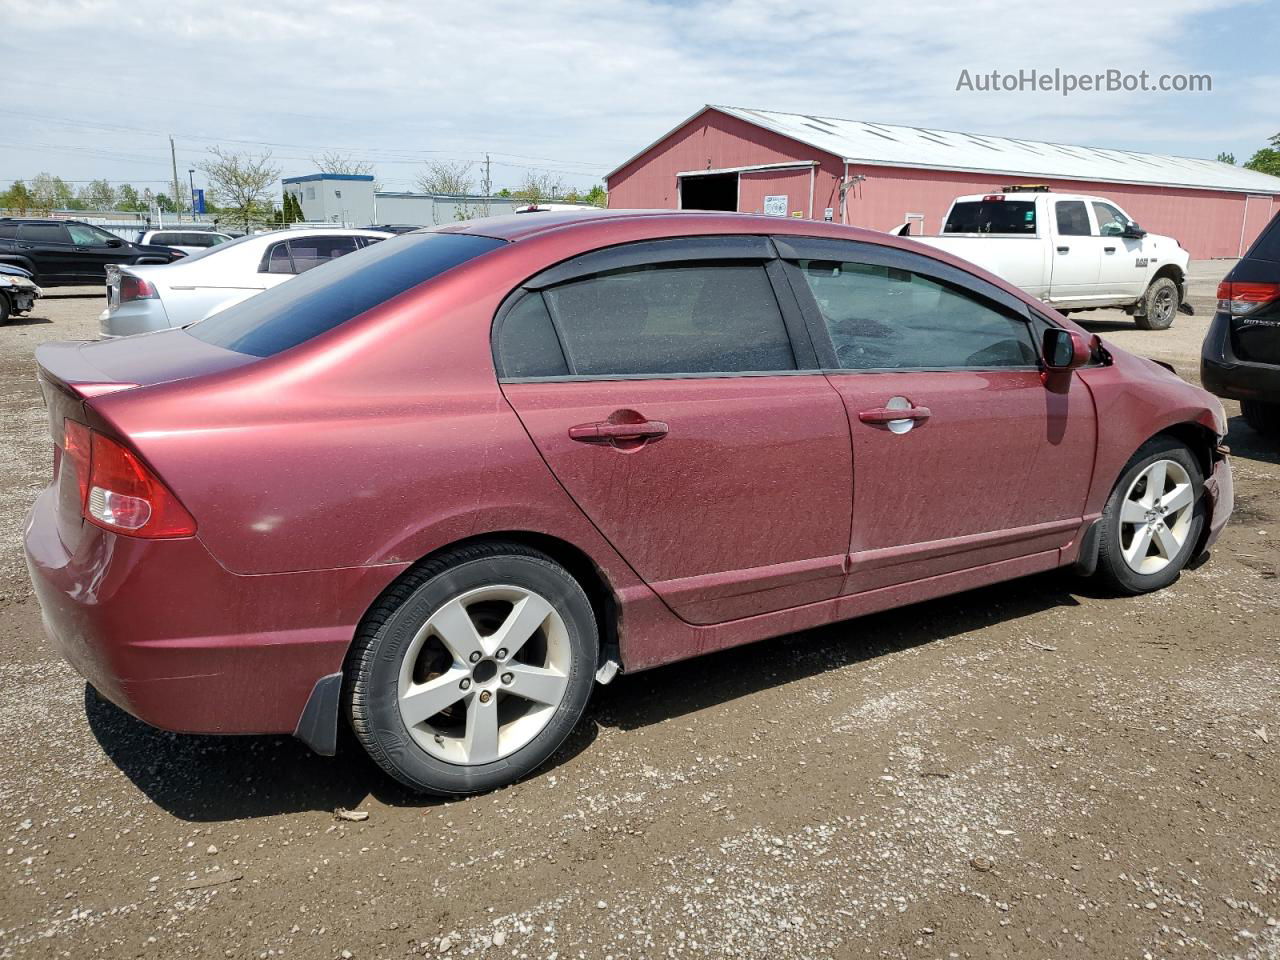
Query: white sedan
xmin=100 ymin=227 xmax=392 ymax=338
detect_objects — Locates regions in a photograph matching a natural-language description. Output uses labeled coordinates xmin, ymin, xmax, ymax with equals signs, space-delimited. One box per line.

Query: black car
xmin=1202 ymin=211 xmax=1280 ymax=438
xmin=0 ymin=218 xmax=185 ymax=286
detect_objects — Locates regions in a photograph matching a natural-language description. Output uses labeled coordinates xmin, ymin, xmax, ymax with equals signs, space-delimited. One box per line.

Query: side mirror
xmin=106 ymin=238 xmax=123 ymax=248
xmin=1121 ymin=222 xmax=1146 ymax=239
xmin=1043 ymin=327 xmax=1091 ymax=371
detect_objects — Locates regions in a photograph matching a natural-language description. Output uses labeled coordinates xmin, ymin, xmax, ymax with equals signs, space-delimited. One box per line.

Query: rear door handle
xmin=1056 ymin=246 xmax=1070 ymax=254
xmin=858 ymin=406 xmax=931 ymax=424
xmin=1104 ymin=245 xmax=1116 ymax=253
xmin=568 ymin=419 xmax=669 ymax=443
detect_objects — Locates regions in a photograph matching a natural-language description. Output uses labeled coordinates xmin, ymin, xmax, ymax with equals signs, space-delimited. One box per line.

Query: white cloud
xmin=0 ymin=0 xmax=1267 ymax=192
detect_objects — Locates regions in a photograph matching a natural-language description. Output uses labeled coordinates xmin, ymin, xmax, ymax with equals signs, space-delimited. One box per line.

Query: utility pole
xmin=483 ymin=153 xmax=491 ymax=216
xmin=169 ymin=136 xmax=182 ymax=223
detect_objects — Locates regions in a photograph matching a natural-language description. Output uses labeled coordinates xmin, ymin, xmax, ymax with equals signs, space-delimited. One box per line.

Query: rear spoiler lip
xmin=35 ymin=342 xmax=140 ymax=399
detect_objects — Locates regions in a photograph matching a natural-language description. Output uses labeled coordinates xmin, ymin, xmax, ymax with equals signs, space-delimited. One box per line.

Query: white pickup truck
xmin=899 ymin=189 xmax=1192 ymax=330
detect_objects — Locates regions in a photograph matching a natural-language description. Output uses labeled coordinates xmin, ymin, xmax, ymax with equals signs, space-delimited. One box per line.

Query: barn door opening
xmin=680 ymin=173 xmax=738 ymax=211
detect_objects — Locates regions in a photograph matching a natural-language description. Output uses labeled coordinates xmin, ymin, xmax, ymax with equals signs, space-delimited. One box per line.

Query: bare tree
xmin=512 ymin=171 xmax=567 ymax=205
xmin=312 ymin=151 xmax=375 ymax=176
xmin=199 ymin=147 xmax=282 ymax=231
xmin=416 ymin=160 xmax=474 ymax=196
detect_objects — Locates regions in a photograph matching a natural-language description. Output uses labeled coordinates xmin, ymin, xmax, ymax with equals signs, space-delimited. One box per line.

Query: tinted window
xmin=188 ymin=232 xmax=504 ymax=357
xmin=541 ymin=262 xmax=796 ymax=376
xmin=1091 ymin=202 xmax=1128 ymax=237
xmin=67 ymin=224 xmax=116 ymax=246
xmin=943 ymin=200 xmax=1036 ymax=234
xmin=1055 ymin=201 xmax=1091 ymax=237
xmin=496 ymin=293 xmax=569 ymax=378
xmin=18 ymin=224 xmax=69 ymax=244
xmin=0 ymin=224 xmax=18 ymax=239
xmin=288 ymin=235 xmax=360 ymax=273
xmin=264 ymin=242 xmax=294 ymax=274
xmin=1244 ymin=212 xmax=1280 ymax=263
xmin=797 ymin=260 xmax=1037 ymax=370
xmin=150 ymin=232 xmax=180 ymax=245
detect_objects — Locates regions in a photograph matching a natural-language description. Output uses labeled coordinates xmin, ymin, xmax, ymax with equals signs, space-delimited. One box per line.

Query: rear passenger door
xmin=775 ymin=236 xmax=1098 ymax=593
xmin=1048 ymin=200 xmax=1103 ymax=301
xmin=16 ymin=223 xmax=75 ymax=282
xmin=496 ymin=237 xmax=854 ymax=626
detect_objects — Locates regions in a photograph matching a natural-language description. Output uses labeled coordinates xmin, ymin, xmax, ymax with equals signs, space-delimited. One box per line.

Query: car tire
xmin=0 ymin=295 xmax=9 ymax=325
xmin=1242 ymin=399 xmax=1280 ymax=438
xmin=1134 ymin=277 xmax=1179 ymax=331
xmin=1095 ymin=436 xmax=1206 ymax=595
xmin=346 ymin=541 xmax=598 ymax=795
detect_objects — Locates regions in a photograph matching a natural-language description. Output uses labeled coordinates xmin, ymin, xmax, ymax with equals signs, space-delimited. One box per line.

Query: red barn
xmin=605 ymin=105 xmax=1280 ymax=260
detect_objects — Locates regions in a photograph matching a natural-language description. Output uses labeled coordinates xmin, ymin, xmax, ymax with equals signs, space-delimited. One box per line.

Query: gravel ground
xmin=0 ymin=263 xmax=1277 ymax=960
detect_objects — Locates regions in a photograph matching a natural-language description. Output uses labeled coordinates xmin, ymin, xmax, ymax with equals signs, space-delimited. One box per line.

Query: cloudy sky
xmin=4 ymin=0 xmax=1277 ymax=198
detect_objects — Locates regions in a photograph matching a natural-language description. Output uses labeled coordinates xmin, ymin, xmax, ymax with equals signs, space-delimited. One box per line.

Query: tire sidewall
xmin=359 ymin=554 xmax=597 ymax=795
xmin=1138 ymin=277 xmax=1178 ymax=330
xmin=1099 ymin=439 xmax=1205 ymax=593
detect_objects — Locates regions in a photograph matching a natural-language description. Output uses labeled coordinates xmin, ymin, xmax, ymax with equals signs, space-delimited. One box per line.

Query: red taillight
xmin=63 ymin=420 xmax=91 ymax=506
xmin=982 ymin=195 xmax=1005 ymax=202
xmin=1217 ymin=280 xmax=1280 ymax=316
xmin=119 ymin=275 xmax=157 ymax=303
xmin=61 ymin=419 xmax=196 ymax=538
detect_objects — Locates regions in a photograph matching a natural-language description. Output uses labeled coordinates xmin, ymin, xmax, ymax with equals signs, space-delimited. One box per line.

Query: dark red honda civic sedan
xmin=25 ymin=211 xmax=1234 ymax=794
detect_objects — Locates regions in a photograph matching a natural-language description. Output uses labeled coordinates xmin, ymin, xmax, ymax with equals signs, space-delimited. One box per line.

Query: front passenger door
xmin=496 ymin=237 xmax=854 ymax=627
xmin=776 ymin=236 xmax=1098 ymax=593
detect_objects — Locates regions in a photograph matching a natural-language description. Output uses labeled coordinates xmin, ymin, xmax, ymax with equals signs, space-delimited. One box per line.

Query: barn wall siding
xmin=607 ymin=110 xmax=1279 ymax=260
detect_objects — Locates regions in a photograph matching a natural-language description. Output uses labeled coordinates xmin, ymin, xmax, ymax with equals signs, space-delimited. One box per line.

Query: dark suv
xmin=0 ymin=218 xmax=184 ymax=285
xmin=1202 ymin=213 xmax=1280 ymax=437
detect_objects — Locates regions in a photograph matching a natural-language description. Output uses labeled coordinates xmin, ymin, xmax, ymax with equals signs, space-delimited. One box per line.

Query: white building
xmin=282 ymin=174 xmax=524 ymax=226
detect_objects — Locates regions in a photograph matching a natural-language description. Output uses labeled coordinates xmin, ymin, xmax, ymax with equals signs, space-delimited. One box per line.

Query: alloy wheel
xmin=1118 ymin=458 xmax=1195 ymax=575
xmin=396 ymin=585 xmax=571 ymax=765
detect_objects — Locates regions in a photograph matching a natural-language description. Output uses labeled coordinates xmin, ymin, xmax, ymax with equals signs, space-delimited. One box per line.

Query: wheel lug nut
xmin=469 ymin=651 xmax=482 ymax=663
xmin=479 ymin=690 xmax=492 ymax=704
xmin=501 ymin=672 xmax=513 ymax=685
xmin=496 ymin=648 xmax=508 ymax=659
xmin=459 ymin=678 xmax=471 ymax=690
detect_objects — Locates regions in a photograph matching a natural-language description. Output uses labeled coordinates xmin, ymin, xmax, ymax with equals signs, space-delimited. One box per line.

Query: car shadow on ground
xmin=86 ymin=571 xmax=1093 ymax=822
xmin=5 ymin=314 xmax=53 ymax=325
xmin=1225 ymin=415 xmax=1280 ymax=466
xmin=1073 ymin=318 xmax=1139 ymax=333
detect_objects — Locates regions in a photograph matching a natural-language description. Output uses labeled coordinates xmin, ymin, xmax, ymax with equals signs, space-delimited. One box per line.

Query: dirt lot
xmin=1 ymin=263 xmax=1277 ymax=960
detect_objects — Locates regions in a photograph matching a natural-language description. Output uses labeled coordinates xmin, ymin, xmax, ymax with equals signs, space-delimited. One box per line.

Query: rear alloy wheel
xmin=347 ymin=543 xmax=597 ymax=795
xmin=1135 ymin=277 xmax=1179 ymax=331
xmin=1095 ymin=437 xmax=1205 ymax=593
xmin=1241 ymin=399 xmax=1280 ymax=438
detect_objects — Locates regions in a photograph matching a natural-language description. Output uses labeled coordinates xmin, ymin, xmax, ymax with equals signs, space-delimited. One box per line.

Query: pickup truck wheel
xmin=346 ymin=542 xmax=598 ymax=795
xmin=1095 ymin=436 xmax=1205 ymax=594
xmin=1135 ymin=277 xmax=1179 ymax=331
xmin=1242 ymin=399 xmax=1280 ymax=438
xmin=0 ymin=296 xmax=10 ymax=325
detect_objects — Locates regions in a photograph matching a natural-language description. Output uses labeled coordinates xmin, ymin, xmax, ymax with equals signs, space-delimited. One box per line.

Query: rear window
xmin=1245 ymin=211 xmax=1280 ymax=263
xmin=943 ymin=200 xmax=1037 ymax=234
xmin=187 ymin=231 xmax=504 ymax=357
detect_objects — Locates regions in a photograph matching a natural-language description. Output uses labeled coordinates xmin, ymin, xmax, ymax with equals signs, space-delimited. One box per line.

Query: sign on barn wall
xmin=763 ymin=195 xmax=788 ymax=217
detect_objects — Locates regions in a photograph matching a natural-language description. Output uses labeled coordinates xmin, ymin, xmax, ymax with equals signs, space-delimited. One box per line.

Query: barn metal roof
xmin=608 ymin=105 xmax=1280 ymax=195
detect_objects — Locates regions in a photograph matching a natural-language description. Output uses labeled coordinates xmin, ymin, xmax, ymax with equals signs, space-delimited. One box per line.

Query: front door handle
xmin=1056 ymin=245 xmax=1070 ymax=254
xmin=1104 ymin=245 xmax=1116 ymax=253
xmin=568 ymin=419 xmax=669 ymax=444
xmin=858 ymin=406 xmax=931 ymax=424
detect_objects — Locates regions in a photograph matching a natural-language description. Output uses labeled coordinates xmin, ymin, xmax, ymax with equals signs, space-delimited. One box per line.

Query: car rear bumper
xmin=99 ymin=298 xmax=172 ymax=338
xmin=1201 ymin=311 xmax=1280 ymax=402
xmin=23 ymin=484 xmax=398 ymax=743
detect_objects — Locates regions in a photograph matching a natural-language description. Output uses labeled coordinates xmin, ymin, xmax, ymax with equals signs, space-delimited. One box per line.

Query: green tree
xmin=199 ymin=146 xmax=282 ymax=231
xmin=79 ymin=179 xmax=118 ymax=210
xmin=117 ymin=184 xmax=143 ymax=211
xmin=1 ymin=180 xmax=33 ymax=214
xmin=1244 ymin=133 xmax=1280 ymax=177
xmin=1216 ymin=152 xmax=1235 ymax=165
xmin=155 ymin=193 xmax=179 ymax=212
xmin=582 ymin=185 xmax=607 ymax=207
xmin=30 ymin=173 xmax=76 ymax=213
xmin=495 ymin=187 xmax=512 ymax=198
xmin=513 ymin=171 xmax=566 ymax=205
